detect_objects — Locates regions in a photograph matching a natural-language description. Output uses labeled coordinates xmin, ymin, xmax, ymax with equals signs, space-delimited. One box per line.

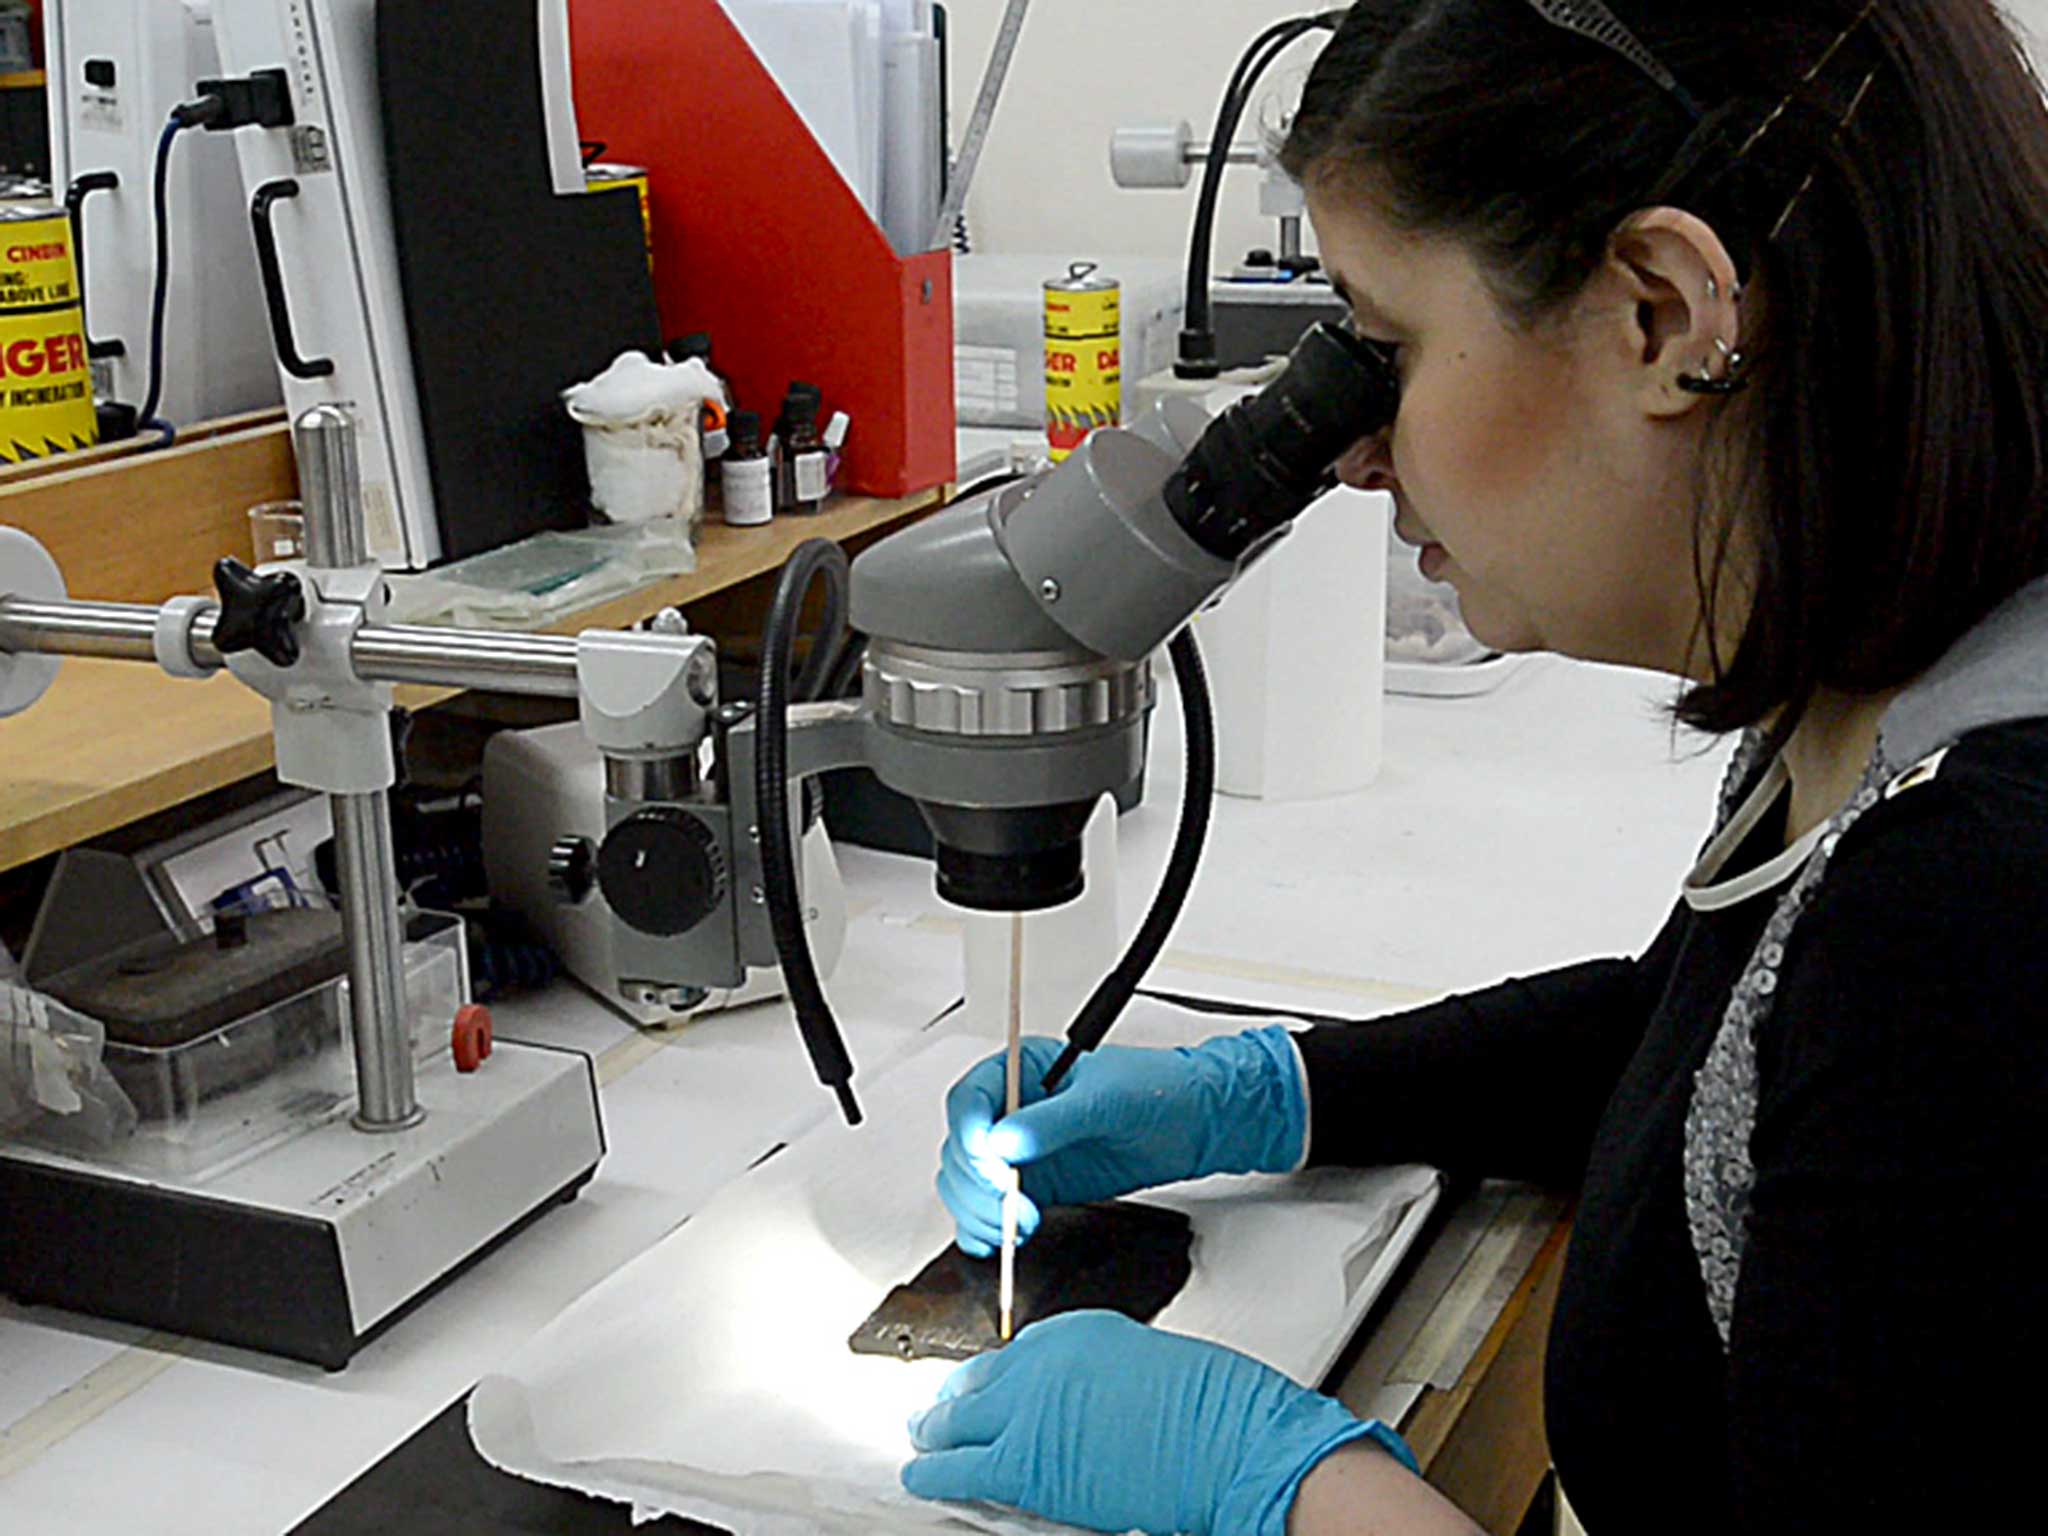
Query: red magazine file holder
xmin=570 ymin=0 xmax=956 ymax=497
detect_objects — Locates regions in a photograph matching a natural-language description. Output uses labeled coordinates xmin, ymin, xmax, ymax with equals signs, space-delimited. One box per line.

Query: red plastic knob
xmin=453 ymin=1004 xmax=494 ymax=1073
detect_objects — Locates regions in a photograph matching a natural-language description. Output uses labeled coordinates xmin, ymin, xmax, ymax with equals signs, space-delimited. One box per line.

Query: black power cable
xmin=137 ymin=97 xmax=227 ymax=446
xmin=1178 ymin=12 xmax=1344 ymax=379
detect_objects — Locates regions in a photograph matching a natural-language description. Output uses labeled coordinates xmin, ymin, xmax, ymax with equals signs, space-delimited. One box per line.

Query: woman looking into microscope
xmin=901 ymin=2 xmax=2048 ymax=1532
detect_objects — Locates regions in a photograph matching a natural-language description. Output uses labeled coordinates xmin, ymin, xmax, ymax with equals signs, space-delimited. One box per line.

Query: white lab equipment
xmin=206 ymin=0 xmax=443 ymax=567
xmin=482 ymin=719 xmax=850 ymax=1030
xmin=43 ymin=0 xmax=282 ymax=428
xmin=1201 ymin=486 xmax=1389 ymax=800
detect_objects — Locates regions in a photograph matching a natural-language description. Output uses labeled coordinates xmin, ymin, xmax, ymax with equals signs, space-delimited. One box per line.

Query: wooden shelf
xmin=0 ymin=428 xmax=941 ymax=871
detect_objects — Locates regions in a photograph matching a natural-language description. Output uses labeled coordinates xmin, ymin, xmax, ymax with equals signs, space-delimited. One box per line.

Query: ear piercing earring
xmin=1679 ymin=275 xmax=1749 ymax=395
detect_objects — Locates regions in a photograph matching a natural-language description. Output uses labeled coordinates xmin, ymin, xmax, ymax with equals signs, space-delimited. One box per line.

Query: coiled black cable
xmin=1041 ymin=625 xmax=1215 ymax=1091
xmin=757 ymin=539 xmax=863 ymax=1125
xmin=469 ymin=930 xmax=561 ymax=998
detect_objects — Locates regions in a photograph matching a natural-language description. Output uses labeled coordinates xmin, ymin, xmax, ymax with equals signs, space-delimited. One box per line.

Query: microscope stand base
xmin=0 ymin=1039 xmax=604 ymax=1370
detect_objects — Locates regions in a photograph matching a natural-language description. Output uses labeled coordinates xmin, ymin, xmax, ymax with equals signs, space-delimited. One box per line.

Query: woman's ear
xmin=1604 ymin=207 xmax=1745 ymax=418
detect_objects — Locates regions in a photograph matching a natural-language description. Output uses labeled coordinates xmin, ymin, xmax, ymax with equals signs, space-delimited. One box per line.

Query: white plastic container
xmin=1198 ymin=487 xmax=1390 ymax=800
xmin=562 ymin=352 xmax=726 ymax=527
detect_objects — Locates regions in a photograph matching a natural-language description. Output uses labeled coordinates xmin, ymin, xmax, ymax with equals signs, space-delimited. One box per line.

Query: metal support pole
xmin=298 ymin=405 xmax=424 ymax=1132
xmin=1279 ymin=215 xmax=1304 ymax=265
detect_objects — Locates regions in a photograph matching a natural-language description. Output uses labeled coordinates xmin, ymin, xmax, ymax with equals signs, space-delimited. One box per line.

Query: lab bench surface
xmin=0 ymin=651 xmax=1729 ymax=1535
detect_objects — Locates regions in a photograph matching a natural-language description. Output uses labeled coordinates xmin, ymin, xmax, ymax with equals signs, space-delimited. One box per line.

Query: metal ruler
xmin=929 ymin=0 xmax=1032 ymax=250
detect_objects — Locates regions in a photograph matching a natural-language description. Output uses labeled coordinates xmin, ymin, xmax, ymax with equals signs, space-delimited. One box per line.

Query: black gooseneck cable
xmin=1178 ymin=12 xmax=1345 ymax=379
xmin=756 ymin=539 xmax=864 ymax=1126
xmin=1040 ymin=626 xmax=1215 ymax=1093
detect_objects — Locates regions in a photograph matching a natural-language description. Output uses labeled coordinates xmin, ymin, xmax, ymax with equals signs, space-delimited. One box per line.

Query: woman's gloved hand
xmin=937 ymin=1027 xmax=1309 ymax=1257
xmin=901 ymin=1310 xmax=1416 ymax=1536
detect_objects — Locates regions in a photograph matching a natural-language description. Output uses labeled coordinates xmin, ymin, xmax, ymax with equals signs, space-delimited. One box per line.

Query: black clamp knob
xmin=548 ymin=835 xmax=597 ymax=905
xmin=212 ymin=558 xmax=305 ymax=668
xmin=597 ymin=808 xmax=727 ymax=938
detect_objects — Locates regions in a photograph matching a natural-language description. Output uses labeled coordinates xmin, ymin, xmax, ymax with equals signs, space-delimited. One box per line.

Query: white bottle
xmin=720 ymin=410 xmax=774 ymax=528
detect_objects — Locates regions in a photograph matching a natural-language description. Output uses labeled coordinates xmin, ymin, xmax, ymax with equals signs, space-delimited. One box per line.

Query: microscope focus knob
xmin=548 ymin=835 xmax=597 ymax=905
xmin=597 ymin=808 xmax=727 ymax=937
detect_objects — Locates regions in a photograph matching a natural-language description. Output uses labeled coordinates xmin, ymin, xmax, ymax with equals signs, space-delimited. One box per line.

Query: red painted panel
xmin=570 ymin=0 xmax=955 ymax=496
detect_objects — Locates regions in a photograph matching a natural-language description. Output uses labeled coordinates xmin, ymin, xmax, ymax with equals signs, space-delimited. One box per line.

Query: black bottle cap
xmin=668 ymin=332 xmax=714 ymax=365
xmin=778 ymin=386 xmax=820 ymax=434
xmin=727 ymin=410 xmax=763 ymax=455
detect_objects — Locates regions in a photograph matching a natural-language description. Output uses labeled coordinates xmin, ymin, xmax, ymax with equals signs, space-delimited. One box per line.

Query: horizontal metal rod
xmin=349 ymin=625 xmax=581 ymax=697
xmin=0 ymin=599 xmax=224 ymax=667
xmin=1187 ymin=143 xmax=1260 ymax=166
xmin=0 ymin=597 xmax=582 ymax=698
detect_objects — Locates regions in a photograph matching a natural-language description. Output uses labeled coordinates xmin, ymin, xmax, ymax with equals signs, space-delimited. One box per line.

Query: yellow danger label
xmin=1045 ymin=282 xmax=1120 ymax=462
xmin=0 ymin=211 xmax=99 ymax=463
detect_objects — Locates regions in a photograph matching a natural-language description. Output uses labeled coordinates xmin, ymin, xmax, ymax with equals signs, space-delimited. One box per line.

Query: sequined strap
xmin=1682 ymin=748 xmax=1891 ymax=1347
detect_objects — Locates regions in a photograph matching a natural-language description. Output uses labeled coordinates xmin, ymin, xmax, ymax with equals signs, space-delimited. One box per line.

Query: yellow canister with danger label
xmin=585 ymin=162 xmax=654 ymax=266
xmin=1045 ymin=262 xmax=1120 ymax=462
xmin=0 ymin=206 xmax=98 ymax=464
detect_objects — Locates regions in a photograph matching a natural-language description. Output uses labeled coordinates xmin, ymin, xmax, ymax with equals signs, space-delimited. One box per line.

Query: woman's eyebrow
xmin=1327 ymin=270 xmax=1391 ymax=327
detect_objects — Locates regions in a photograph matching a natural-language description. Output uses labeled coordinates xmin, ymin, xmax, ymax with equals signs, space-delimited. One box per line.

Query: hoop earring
xmin=1677 ymin=336 xmax=1749 ymax=396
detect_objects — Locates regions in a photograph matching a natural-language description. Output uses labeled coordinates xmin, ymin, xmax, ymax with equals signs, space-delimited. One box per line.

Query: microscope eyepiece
xmin=1162 ymin=321 xmax=1400 ymax=562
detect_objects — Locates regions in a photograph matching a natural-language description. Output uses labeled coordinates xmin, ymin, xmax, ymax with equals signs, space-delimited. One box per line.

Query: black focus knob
xmin=596 ymin=808 xmax=727 ymax=938
xmin=548 ymin=836 xmax=597 ymax=905
xmin=212 ymin=557 xmax=305 ymax=668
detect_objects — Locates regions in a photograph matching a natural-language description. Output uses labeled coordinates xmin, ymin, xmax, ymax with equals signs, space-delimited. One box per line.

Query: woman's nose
xmin=1335 ymin=433 xmax=1395 ymax=492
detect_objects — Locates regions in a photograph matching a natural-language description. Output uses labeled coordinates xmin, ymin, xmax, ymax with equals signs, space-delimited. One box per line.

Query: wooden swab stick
xmin=1000 ymin=912 xmax=1023 ymax=1341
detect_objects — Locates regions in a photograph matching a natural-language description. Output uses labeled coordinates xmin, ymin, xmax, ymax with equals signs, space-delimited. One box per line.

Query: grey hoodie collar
xmin=1687 ymin=573 xmax=2048 ymax=1349
xmin=1880 ymin=572 xmax=2048 ymax=770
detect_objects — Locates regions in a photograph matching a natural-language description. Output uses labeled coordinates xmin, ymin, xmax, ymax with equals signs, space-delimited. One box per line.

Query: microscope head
xmin=848 ymin=320 xmax=1400 ymax=913
xmin=850 ymin=479 xmax=1157 ymax=911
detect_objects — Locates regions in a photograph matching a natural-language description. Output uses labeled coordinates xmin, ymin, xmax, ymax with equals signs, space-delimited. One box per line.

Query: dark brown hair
xmin=1282 ymin=1 xmax=2048 ymax=734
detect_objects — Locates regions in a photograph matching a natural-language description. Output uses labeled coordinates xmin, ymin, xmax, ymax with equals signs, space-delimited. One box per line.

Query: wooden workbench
xmin=1371 ymin=1199 xmax=1569 ymax=1533
xmin=0 ymin=414 xmax=942 ymax=871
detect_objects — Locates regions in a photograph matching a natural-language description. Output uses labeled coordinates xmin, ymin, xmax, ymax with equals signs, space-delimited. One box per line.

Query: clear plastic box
xmin=81 ymin=915 xmax=469 ymax=1179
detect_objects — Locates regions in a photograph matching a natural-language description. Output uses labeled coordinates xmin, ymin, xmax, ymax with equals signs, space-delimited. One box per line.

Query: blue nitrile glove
xmin=902 ymin=1310 xmax=1417 ymax=1536
xmin=937 ymin=1027 xmax=1309 ymax=1257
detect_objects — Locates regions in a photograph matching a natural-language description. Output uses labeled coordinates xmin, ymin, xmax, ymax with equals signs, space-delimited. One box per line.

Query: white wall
xmin=2006 ymin=0 xmax=2048 ymax=65
xmin=937 ymin=0 xmax=2048 ymax=266
xmin=942 ymin=1 xmax=1331 ymax=265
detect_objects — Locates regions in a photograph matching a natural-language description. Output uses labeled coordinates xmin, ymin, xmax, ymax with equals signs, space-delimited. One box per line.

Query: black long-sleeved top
xmin=1295 ymin=720 xmax=2048 ymax=1532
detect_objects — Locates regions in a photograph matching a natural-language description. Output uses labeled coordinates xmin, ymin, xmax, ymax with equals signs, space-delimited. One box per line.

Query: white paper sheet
xmin=472 ymin=1029 xmax=1439 ymax=1535
xmin=719 ymin=0 xmax=879 ymax=214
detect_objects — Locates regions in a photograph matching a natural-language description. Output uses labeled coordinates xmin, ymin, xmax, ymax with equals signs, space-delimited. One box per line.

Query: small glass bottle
xmin=720 ymin=410 xmax=774 ymax=527
xmin=774 ymin=383 xmax=829 ymax=515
